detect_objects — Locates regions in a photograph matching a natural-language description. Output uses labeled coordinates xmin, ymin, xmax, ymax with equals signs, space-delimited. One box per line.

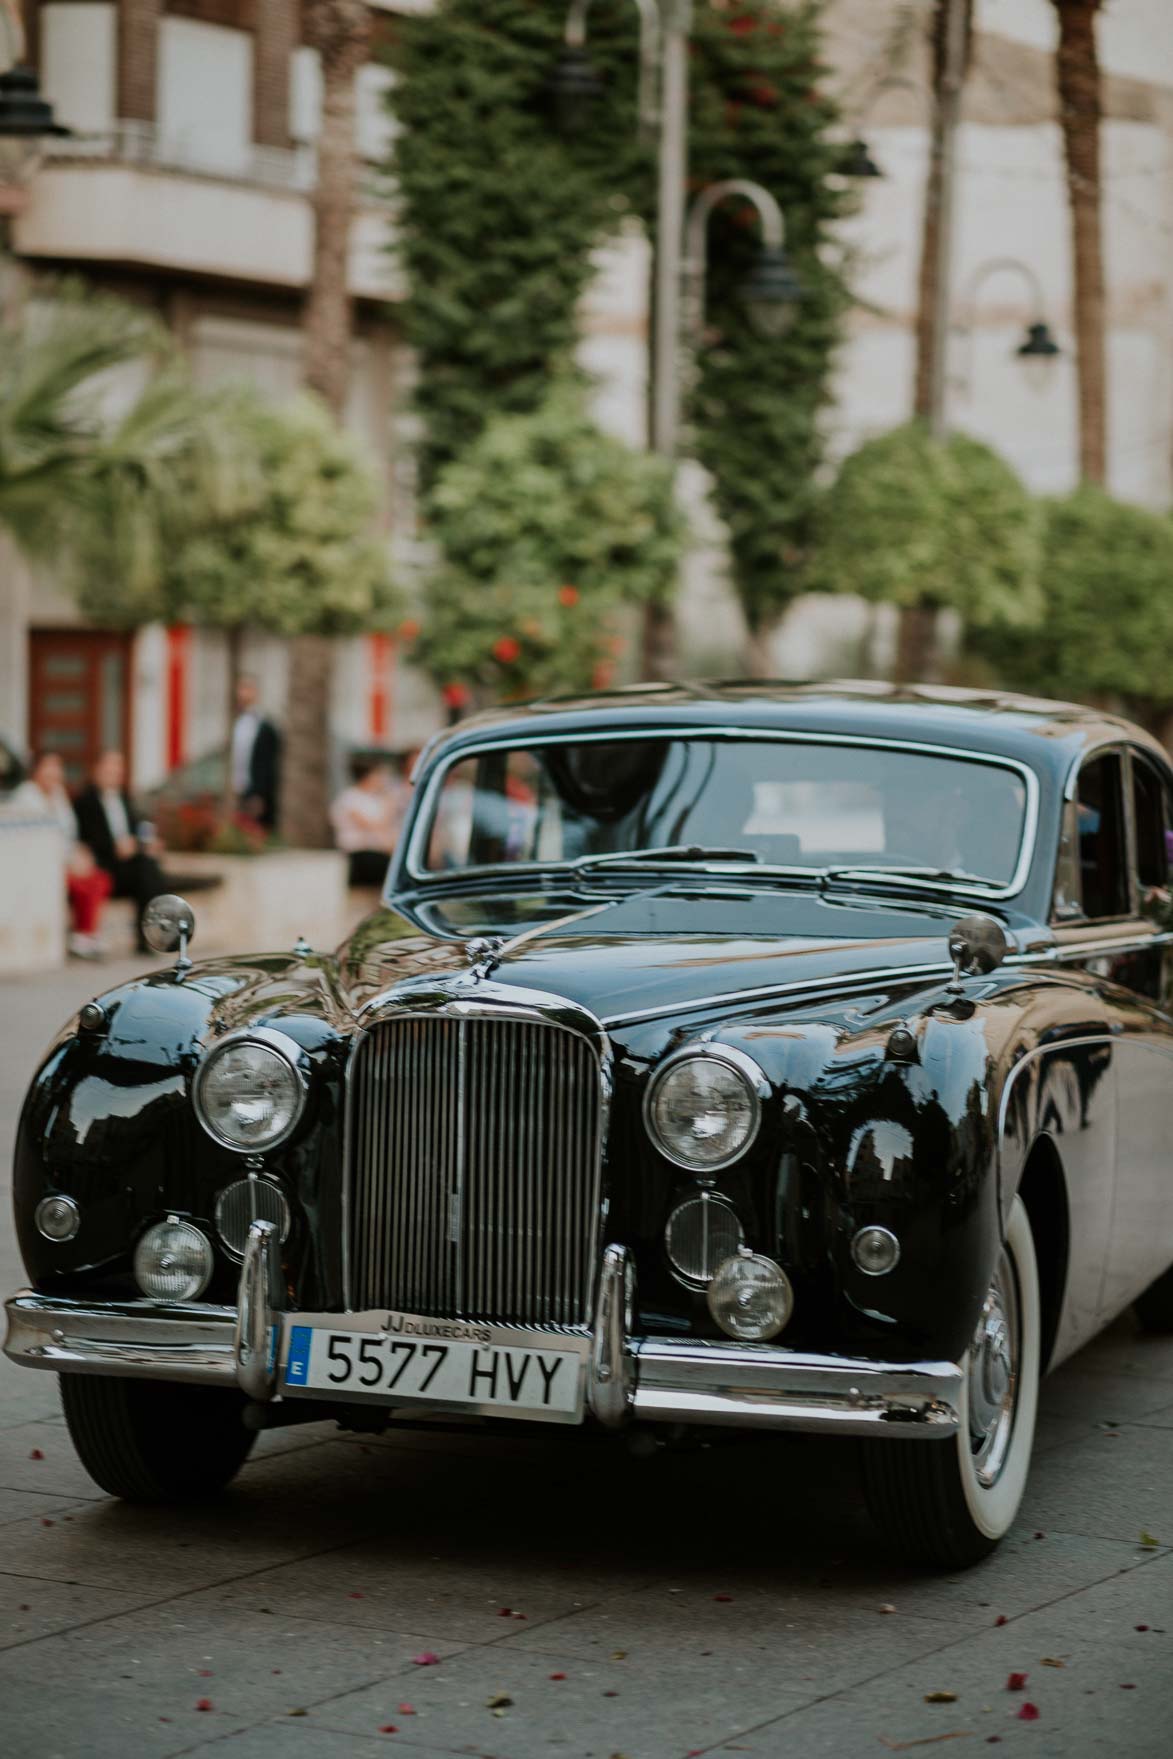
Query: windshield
xmin=417 ymin=737 xmax=1030 ymax=890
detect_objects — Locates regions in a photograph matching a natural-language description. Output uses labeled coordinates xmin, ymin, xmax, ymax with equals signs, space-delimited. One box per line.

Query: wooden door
xmin=27 ymin=631 xmax=133 ymax=790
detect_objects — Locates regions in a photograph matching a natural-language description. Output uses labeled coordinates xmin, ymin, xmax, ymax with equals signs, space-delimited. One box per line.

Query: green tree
xmin=159 ymin=392 xmax=399 ymax=801
xmin=415 ymin=383 xmax=683 ymax=700
xmin=0 ymin=288 xmax=248 ymax=594
xmin=813 ymin=421 xmax=1042 ymax=670
xmin=973 ymin=485 xmax=1173 ymax=733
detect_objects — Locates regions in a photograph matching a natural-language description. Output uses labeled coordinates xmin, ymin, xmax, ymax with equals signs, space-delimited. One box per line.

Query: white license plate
xmin=281 ymin=1312 xmax=587 ymax=1424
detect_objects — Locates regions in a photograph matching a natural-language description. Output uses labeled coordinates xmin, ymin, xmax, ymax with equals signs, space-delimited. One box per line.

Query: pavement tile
xmin=0 ymin=1570 xmax=155 ymax=1651
xmin=308 ymin=1641 xmax=817 ymax=1758
xmin=179 ymin=1724 xmax=457 ymax=1758
xmin=0 ymin=1684 xmax=253 ymax=1759
xmin=1038 ymin=1364 xmax=1173 ymax=1424
xmin=1018 ymin=1421 xmax=1173 ymax=1545
xmin=734 ymin=1551 xmax=1173 ymax=1759
xmin=0 ymin=1419 xmax=108 ymax=1499
xmin=0 ymin=1487 xmax=94 ymax=1527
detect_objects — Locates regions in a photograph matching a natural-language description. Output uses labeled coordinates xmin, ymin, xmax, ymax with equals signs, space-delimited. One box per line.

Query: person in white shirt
xmin=11 ymin=752 xmax=112 ymax=959
xmin=231 ymin=675 xmax=281 ymax=829
xmin=329 ymin=756 xmax=408 ymax=886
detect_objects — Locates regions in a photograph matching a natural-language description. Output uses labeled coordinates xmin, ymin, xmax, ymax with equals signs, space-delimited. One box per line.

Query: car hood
xmin=336 ymin=884 xmax=1011 ymax=1028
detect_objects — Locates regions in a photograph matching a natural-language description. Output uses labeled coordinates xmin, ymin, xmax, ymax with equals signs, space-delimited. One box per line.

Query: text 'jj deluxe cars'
xmin=8 ymin=684 xmax=1173 ymax=1566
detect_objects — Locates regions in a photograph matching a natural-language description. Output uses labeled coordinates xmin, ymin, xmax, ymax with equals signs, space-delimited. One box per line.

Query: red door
xmin=27 ymin=630 xmax=134 ymax=791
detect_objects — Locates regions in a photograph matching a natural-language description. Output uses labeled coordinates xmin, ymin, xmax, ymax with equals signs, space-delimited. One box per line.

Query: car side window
xmin=1075 ymin=752 xmax=1129 ymax=920
xmin=1132 ymin=755 xmax=1172 ymax=895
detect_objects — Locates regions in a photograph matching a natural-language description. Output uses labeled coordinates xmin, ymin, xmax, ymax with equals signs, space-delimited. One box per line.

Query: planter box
xmin=0 ymin=813 xmax=66 ymax=974
xmin=108 ymin=848 xmax=353 ymax=960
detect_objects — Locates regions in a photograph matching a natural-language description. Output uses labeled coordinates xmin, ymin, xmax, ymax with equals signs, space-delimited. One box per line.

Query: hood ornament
xmin=465 ymin=935 xmax=507 ymax=981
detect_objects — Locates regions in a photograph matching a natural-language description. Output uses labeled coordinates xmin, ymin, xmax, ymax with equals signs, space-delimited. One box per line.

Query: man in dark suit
xmin=75 ymin=751 xmax=168 ymax=953
xmin=231 ymin=675 xmax=281 ymax=829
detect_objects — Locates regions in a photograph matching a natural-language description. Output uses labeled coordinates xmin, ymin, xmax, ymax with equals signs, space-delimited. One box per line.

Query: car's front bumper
xmin=4 ymin=1234 xmax=962 ymax=1440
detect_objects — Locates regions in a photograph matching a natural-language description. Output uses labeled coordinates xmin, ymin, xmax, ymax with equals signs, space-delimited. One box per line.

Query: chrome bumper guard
xmin=4 ymin=1236 xmax=961 ymax=1438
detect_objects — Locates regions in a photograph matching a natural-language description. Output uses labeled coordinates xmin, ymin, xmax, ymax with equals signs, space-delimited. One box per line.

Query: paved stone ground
xmin=2 ymin=960 xmax=1173 ymax=1759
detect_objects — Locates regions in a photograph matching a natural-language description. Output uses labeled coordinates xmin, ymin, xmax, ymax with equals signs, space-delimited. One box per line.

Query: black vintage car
xmin=8 ymin=683 xmax=1173 ymax=1566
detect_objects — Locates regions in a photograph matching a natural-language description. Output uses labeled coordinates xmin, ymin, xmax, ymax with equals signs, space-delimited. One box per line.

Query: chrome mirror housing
xmin=142 ymin=894 xmax=196 ymax=969
xmin=947 ymin=914 xmax=1008 ymax=992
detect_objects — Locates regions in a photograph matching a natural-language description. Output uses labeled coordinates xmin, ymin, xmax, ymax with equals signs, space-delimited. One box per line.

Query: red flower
xmin=728 ymin=13 xmax=757 ymax=33
xmin=748 ymin=79 xmax=779 ymax=107
xmin=398 ymin=618 xmax=421 ymax=643
xmin=492 ymin=636 xmax=521 ymax=664
xmin=558 ymin=585 xmax=579 ymax=608
xmin=441 ymin=682 xmax=469 ymax=710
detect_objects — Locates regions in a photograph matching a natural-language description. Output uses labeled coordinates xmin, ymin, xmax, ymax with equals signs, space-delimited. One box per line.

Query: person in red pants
xmin=11 ymin=752 xmax=112 ymax=958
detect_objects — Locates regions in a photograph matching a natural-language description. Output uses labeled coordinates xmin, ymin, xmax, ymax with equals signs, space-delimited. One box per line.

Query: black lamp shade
xmin=741 ymin=246 xmax=803 ymax=335
xmin=842 ymin=137 xmax=883 ymax=178
xmin=0 ymin=66 xmax=68 ymax=137
xmin=548 ymin=47 xmax=605 ymax=133
xmin=1017 ymin=320 xmax=1060 ymax=358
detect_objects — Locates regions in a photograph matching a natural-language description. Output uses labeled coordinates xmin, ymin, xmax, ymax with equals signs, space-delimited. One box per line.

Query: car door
xmin=1073 ymin=747 xmax=1173 ymax=1319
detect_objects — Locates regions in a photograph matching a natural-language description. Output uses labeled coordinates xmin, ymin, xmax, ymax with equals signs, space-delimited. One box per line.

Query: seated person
xmin=11 ymin=751 xmax=112 ymax=960
xmin=330 ymin=755 xmax=406 ymax=886
xmin=74 ymin=751 xmax=168 ymax=955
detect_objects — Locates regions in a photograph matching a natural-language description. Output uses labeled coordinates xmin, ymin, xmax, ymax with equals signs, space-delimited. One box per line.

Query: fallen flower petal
xmin=498 ymin=1608 xmax=512 ymax=1617
xmin=549 ymin=1673 xmax=567 ymax=1681
xmin=603 ymin=1689 xmax=619 ymax=1697
xmin=1016 ymin=1703 xmax=1040 ymax=1721
xmin=272 ymin=1670 xmax=281 ymax=1676
xmin=1007 ymin=1673 xmax=1028 ymax=1691
xmin=1040 ymin=1657 xmax=1065 ymax=1668
xmin=378 ymin=1726 xmax=398 ymax=1735
xmin=1120 ymin=1683 xmax=1137 ymax=1690
xmin=287 ymin=1708 xmax=308 ymax=1717
xmin=1140 ymin=1531 xmax=1160 ymax=1548
xmin=29 ymin=1449 xmax=43 ymax=1461
xmin=397 ymin=1705 xmax=415 ymax=1715
xmin=713 ymin=1593 xmax=733 ymax=1603
xmin=923 ymin=1690 xmax=958 ymax=1703
xmin=411 ymin=1653 xmax=440 ymax=1666
xmin=40 ymin=1518 xmax=53 ymax=1528
xmin=994 ymin=1615 xmax=1008 ymax=1627
xmin=195 ymin=1699 xmax=213 ymax=1713
xmin=197 ymin=1669 xmax=213 ymax=1678
xmin=348 ymin=1591 xmax=365 ymax=1600
xmin=486 ymin=1693 xmax=513 ymax=1709
xmin=1136 ymin=1624 xmax=1150 ymax=1631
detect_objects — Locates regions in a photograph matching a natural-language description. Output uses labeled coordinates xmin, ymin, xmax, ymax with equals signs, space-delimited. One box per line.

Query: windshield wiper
xmin=821 ymin=864 xmax=996 ymax=891
xmin=572 ymin=844 xmax=762 ymax=874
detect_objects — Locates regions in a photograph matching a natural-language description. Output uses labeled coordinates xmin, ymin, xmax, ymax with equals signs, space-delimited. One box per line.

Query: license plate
xmin=280 ymin=1311 xmax=587 ymax=1424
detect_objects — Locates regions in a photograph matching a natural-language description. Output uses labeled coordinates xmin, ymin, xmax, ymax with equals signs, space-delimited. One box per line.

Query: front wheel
xmin=60 ymin=1376 xmax=255 ymax=1502
xmin=861 ymin=1196 xmax=1040 ymax=1568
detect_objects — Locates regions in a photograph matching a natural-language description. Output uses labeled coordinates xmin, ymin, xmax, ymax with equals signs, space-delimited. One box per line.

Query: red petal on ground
xmin=1120 ymin=1683 xmax=1137 ymax=1690
xmin=1034 ymin=1531 xmax=1045 ymax=1540
xmin=348 ymin=1591 xmax=365 ymax=1600
xmin=29 ymin=1449 xmax=43 ymax=1460
xmin=195 ymin=1699 xmax=214 ymax=1712
xmin=603 ymin=1690 xmax=619 ymax=1697
xmin=994 ymin=1615 xmax=1008 ymax=1626
xmin=272 ymin=1670 xmax=282 ymax=1675
xmin=498 ymin=1608 xmax=512 ymax=1617
xmin=40 ymin=1519 xmax=53 ymax=1527
xmin=197 ymin=1669 xmax=213 ymax=1678
xmin=1007 ymin=1672 xmax=1028 ymax=1691
xmin=1136 ymin=1625 xmax=1150 ymax=1632
xmin=1016 ymin=1703 xmax=1040 ymax=1721
xmin=397 ymin=1705 xmax=415 ymax=1714
xmin=378 ymin=1726 xmax=398 ymax=1734
xmin=411 ymin=1653 xmax=440 ymax=1666
xmin=713 ymin=1593 xmax=734 ymax=1603
xmin=549 ymin=1673 xmax=566 ymax=1681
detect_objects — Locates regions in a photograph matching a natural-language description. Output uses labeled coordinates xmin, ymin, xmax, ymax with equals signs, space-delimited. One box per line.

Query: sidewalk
xmin=1 ymin=959 xmax=1171 ymax=1758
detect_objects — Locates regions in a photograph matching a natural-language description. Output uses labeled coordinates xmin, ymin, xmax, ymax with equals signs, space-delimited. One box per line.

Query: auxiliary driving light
xmin=215 ymin=1175 xmax=291 ymax=1261
xmin=665 ymin=1192 xmax=744 ymax=1287
xmin=707 ymin=1250 xmax=793 ymax=1342
xmin=134 ymin=1216 xmax=213 ymax=1303
xmin=851 ymin=1225 xmax=901 ymax=1275
xmin=35 ymin=1194 xmax=80 ymax=1242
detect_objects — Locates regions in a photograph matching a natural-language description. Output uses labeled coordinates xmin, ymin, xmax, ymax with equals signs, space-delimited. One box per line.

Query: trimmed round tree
xmin=415 ymin=384 xmax=684 ymax=702
xmin=974 ymin=484 xmax=1173 ymax=730
xmin=814 ymin=421 xmax=1042 ymax=676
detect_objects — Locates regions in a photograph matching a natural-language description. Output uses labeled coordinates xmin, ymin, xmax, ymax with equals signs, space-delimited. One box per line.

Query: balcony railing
xmin=43 ymin=121 xmax=318 ymax=194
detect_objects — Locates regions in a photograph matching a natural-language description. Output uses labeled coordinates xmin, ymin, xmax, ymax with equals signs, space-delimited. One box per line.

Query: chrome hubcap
xmin=967 ymin=1246 xmax=1019 ymax=1487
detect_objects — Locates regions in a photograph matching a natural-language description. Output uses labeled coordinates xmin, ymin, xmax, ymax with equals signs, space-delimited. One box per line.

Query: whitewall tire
xmin=861 ymin=1196 xmax=1040 ymax=1568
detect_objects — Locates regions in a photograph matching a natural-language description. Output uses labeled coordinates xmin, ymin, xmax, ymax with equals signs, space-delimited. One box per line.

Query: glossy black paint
xmin=13 ymin=684 xmax=1173 ymax=1374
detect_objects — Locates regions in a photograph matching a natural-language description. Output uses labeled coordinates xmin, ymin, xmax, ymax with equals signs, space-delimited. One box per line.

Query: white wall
xmin=41 ymin=2 xmax=116 ymax=133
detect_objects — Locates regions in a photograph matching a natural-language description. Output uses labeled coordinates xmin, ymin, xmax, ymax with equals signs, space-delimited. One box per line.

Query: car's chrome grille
xmin=347 ymin=1015 xmax=603 ymax=1325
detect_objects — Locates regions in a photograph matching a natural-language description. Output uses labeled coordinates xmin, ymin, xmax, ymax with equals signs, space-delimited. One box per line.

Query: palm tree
xmin=282 ymin=0 xmax=372 ymax=850
xmin=1052 ymin=0 xmax=1106 ymax=485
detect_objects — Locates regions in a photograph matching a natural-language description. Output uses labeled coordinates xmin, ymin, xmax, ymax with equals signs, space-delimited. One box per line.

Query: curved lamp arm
xmin=951 ymin=257 xmax=1052 ymax=398
xmin=565 ymin=0 xmax=662 ymax=132
xmin=684 ymin=178 xmax=786 ymax=336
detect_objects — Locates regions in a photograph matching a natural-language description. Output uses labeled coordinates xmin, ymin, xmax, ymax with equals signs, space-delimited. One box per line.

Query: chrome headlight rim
xmin=643 ymin=1043 xmax=768 ymax=1172
xmin=192 ymin=1026 xmax=309 ymax=1153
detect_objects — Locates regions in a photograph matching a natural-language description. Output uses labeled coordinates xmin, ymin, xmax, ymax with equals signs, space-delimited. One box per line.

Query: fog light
xmin=134 ymin=1217 xmax=213 ymax=1303
xmin=707 ymin=1250 xmax=793 ymax=1342
xmin=35 ymin=1195 xmax=80 ymax=1242
xmin=852 ymin=1225 xmax=901 ymax=1276
xmin=215 ymin=1175 xmax=291 ymax=1261
xmin=665 ymin=1192 xmax=744 ymax=1287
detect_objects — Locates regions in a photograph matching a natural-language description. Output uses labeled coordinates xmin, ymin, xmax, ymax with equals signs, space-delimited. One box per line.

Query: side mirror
xmin=142 ymin=894 xmax=196 ymax=970
xmin=946 ymin=914 xmax=1008 ymax=992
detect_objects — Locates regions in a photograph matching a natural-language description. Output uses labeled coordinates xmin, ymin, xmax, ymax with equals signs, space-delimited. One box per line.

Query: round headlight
xmin=193 ymin=1033 xmax=306 ymax=1151
xmin=707 ymin=1251 xmax=793 ymax=1342
xmin=665 ymin=1193 xmax=744 ymax=1287
xmin=646 ymin=1049 xmax=765 ymax=1171
xmin=134 ymin=1217 xmax=213 ymax=1303
xmin=35 ymin=1194 xmax=80 ymax=1242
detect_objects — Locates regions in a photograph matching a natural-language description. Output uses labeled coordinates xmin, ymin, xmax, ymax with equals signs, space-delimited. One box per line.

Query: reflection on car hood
xmin=341 ymin=885 xmax=993 ymax=1027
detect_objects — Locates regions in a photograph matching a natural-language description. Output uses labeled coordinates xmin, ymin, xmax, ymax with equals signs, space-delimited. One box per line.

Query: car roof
xmin=416 ymin=680 xmax=1167 ymax=787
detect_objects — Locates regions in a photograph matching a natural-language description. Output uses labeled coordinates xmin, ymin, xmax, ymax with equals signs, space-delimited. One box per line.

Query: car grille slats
xmin=348 ymin=1015 xmax=602 ymax=1326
